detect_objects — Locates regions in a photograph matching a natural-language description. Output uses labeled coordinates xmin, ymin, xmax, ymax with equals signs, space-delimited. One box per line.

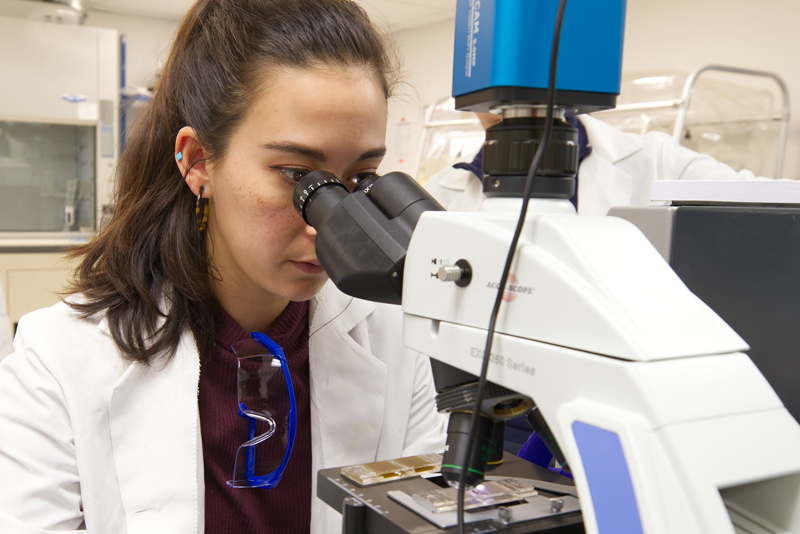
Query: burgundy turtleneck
xmin=198 ymin=300 xmax=311 ymax=533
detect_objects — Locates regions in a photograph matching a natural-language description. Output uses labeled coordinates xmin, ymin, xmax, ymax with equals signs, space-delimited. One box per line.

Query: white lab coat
xmin=0 ymin=282 xmax=13 ymax=360
xmin=0 ymin=281 xmax=447 ymax=534
xmin=425 ymin=114 xmax=766 ymax=213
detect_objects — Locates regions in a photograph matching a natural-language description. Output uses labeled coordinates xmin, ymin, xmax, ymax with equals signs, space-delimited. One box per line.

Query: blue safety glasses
xmin=227 ymin=332 xmax=297 ymax=489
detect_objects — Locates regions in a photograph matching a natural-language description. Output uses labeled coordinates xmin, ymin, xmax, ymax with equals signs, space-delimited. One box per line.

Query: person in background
xmin=424 ymin=110 xmax=770 ymax=474
xmin=0 ymin=284 xmax=12 ymax=359
xmin=425 ymin=112 xmax=767 ymax=214
xmin=0 ymin=1 xmax=446 ymax=533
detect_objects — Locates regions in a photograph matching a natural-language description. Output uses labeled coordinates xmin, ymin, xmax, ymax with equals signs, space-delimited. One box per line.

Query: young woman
xmin=0 ymin=1 xmax=447 ymax=532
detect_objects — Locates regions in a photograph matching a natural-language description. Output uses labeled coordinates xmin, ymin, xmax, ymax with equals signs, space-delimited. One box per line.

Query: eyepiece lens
xmin=292 ymin=170 xmax=349 ymax=227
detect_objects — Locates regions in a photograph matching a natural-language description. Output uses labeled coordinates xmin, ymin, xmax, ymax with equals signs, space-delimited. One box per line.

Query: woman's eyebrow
xmin=260 ymin=142 xmax=326 ymax=162
xmin=259 ymin=142 xmax=386 ymax=163
xmin=358 ymin=147 xmax=387 ymax=161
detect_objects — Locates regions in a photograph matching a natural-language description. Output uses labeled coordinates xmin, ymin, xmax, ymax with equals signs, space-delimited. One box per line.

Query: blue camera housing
xmin=453 ymin=0 xmax=627 ymax=113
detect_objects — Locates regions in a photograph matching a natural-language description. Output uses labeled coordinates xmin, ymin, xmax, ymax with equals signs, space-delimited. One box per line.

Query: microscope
xmin=293 ymin=0 xmax=800 ymax=532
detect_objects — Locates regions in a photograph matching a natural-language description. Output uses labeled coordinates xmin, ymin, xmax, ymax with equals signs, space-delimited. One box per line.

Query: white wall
xmin=387 ymin=0 xmax=800 ymax=179
xmin=622 ymin=0 xmax=800 ymax=179
xmin=85 ymin=10 xmax=178 ymax=90
xmin=381 ymin=18 xmax=455 ymax=176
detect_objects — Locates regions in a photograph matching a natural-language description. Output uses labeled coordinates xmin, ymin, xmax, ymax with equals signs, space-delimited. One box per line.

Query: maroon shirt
xmin=199 ymin=301 xmax=311 ymax=533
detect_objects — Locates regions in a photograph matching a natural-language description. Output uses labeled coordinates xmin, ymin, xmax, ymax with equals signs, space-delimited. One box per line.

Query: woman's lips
xmin=292 ymin=260 xmax=325 ymax=275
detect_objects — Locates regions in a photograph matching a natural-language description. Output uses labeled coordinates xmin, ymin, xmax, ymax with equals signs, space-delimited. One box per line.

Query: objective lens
xmin=486 ymin=419 xmax=505 ymax=472
xmin=441 ymin=411 xmax=497 ymax=490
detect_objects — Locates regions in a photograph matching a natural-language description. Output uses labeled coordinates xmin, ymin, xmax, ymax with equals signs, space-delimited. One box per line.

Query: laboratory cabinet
xmin=0 ymin=252 xmax=78 ymax=332
xmin=0 ymin=15 xmax=118 ymax=325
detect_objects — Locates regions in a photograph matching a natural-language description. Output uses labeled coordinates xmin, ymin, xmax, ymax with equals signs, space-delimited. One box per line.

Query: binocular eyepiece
xmin=292 ymin=170 xmax=444 ymax=305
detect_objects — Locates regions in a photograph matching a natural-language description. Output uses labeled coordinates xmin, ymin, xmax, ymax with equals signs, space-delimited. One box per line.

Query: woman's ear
xmin=175 ymin=126 xmax=212 ymax=198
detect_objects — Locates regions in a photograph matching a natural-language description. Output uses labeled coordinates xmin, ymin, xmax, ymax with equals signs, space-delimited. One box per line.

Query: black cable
xmin=456 ymin=1 xmax=570 ymax=532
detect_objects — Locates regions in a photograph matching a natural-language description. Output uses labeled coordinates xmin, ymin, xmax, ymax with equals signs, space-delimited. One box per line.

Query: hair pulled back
xmin=68 ymin=0 xmax=398 ymax=364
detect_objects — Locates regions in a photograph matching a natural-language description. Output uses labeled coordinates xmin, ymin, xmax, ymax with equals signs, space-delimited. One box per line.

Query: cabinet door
xmin=7 ymin=269 xmax=70 ymax=323
xmin=0 ymin=252 xmax=76 ymax=324
xmin=0 ymin=17 xmax=99 ymax=124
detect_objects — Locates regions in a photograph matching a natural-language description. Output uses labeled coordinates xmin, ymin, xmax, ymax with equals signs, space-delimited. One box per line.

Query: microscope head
xmin=452 ymin=0 xmax=626 ymax=200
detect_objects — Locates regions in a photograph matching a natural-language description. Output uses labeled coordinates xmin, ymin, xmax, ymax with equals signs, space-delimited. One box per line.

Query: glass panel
xmin=0 ymin=121 xmax=95 ymax=232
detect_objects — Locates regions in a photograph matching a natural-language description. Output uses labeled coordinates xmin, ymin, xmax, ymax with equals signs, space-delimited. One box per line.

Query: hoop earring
xmin=195 ymin=187 xmax=209 ymax=231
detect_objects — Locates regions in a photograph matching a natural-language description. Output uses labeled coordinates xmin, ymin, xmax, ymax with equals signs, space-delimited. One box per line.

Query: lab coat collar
xmin=579 ymin=114 xmax=642 ymax=164
xmin=433 ymin=166 xmax=476 ymax=193
xmin=574 ymin=115 xmax=641 ymax=215
xmin=97 ymin=312 xmax=112 ymax=338
xmin=309 ymin=280 xmax=375 ymax=336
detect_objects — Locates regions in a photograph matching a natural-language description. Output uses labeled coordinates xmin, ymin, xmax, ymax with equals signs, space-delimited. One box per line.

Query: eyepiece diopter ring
xmin=292 ymin=170 xmax=349 ymax=226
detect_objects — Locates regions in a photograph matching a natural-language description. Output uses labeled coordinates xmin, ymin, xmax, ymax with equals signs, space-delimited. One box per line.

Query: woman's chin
xmin=289 ymin=275 xmax=330 ymax=302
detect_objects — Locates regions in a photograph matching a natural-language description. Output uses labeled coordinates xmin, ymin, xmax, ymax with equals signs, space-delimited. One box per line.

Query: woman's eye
xmin=272 ymin=166 xmax=311 ymax=183
xmin=344 ymin=172 xmax=378 ymax=190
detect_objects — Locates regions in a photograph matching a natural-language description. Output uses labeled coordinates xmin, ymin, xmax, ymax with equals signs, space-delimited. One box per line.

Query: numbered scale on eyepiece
xmin=292 ymin=171 xmax=350 ymax=228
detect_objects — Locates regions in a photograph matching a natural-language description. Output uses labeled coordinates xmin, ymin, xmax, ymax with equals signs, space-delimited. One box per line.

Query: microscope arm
xmin=401 ymin=206 xmax=800 ymax=534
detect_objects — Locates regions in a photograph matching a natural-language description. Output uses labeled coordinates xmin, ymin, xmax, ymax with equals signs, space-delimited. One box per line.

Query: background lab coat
xmin=0 ymin=281 xmax=447 ymax=534
xmin=0 ymin=282 xmax=12 ymax=360
xmin=424 ymin=114 xmax=767 ymax=214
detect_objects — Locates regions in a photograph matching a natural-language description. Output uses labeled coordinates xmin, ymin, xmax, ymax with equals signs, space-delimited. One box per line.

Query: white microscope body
xmin=402 ymin=198 xmax=800 ymax=534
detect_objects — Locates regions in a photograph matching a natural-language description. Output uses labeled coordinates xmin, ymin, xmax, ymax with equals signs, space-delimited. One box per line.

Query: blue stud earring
xmin=176 ymin=151 xmax=183 ymax=162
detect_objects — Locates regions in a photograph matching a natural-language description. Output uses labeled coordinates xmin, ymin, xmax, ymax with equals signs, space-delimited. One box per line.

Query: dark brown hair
xmin=67 ymin=0 xmax=398 ymax=364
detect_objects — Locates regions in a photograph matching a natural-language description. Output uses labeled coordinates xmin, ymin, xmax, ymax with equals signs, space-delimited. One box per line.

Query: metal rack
xmin=415 ymin=66 xmax=791 ymax=181
xmin=413 ymin=97 xmax=484 ymax=184
xmin=596 ymin=65 xmax=790 ymax=178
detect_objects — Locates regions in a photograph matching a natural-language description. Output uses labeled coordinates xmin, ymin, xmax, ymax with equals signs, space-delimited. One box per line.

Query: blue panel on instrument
xmin=572 ymin=422 xmax=644 ymax=534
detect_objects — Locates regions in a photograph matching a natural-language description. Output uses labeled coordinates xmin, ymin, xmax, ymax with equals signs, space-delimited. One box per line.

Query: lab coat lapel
xmin=106 ymin=320 xmax=202 ymax=534
xmin=307 ymin=283 xmax=387 ymax=531
xmin=580 ymin=114 xmax=641 ymax=164
xmin=437 ymin=166 xmax=471 ymax=191
xmin=577 ymin=156 xmax=634 ymax=215
xmin=577 ymin=115 xmax=641 ymax=215
xmin=308 ymin=283 xmax=387 ymax=465
xmin=449 ymin=172 xmax=487 ymax=212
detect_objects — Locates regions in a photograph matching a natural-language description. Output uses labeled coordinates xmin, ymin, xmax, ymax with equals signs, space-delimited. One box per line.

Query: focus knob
xmin=437 ymin=265 xmax=464 ymax=282
xmin=436 ymin=259 xmax=472 ymax=287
